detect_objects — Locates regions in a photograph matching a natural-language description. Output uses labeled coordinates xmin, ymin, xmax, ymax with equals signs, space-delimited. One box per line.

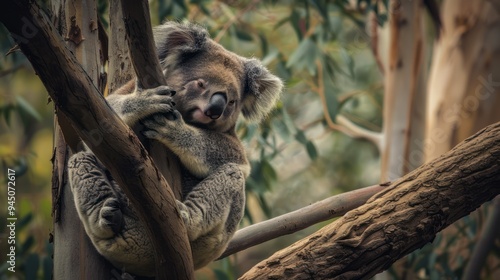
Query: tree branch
xmin=119 ymin=1 xmax=192 ymax=278
xmin=241 ymin=122 xmax=500 ymax=279
xmin=462 ymin=196 xmax=500 ymax=279
xmin=315 ymin=60 xmax=383 ymax=150
xmin=118 ymin=0 xmax=184 ymax=201
xmin=0 ymin=1 xmax=193 ymax=279
xmin=219 ymin=184 xmax=387 ymax=259
xmin=336 ymin=115 xmax=383 ymax=150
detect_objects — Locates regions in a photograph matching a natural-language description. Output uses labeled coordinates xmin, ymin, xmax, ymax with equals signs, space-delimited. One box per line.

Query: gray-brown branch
xmin=119 ymin=1 xmax=192 ymax=277
xmin=241 ymin=122 xmax=500 ymax=279
xmin=220 ymin=184 xmax=386 ymax=259
xmin=0 ymin=1 xmax=193 ymax=279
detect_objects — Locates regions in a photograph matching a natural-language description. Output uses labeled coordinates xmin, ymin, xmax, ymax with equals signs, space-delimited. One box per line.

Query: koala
xmin=68 ymin=22 xmax=282 ymax=276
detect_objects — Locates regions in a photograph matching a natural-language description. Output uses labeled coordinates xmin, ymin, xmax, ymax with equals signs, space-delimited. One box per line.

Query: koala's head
xmin=153 ymin=22 xmax=283 ymax=133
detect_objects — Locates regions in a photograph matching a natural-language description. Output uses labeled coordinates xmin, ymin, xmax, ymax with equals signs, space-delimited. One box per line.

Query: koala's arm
xmin=142 ymin=113 xmax=250 ymax=178
xmin=106 ymin=85 xmax=175 ymax=127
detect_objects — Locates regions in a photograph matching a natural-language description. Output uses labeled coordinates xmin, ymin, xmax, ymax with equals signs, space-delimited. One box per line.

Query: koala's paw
xmin=97 ymin=198 xmax=124 ymax=237
xmin=176 ymin=200 xmax=190 ymax=225
xmin=123 ymin=86 xmax=177 ymax=123
xmin=141 ymin=111 xmax=183 ymax=141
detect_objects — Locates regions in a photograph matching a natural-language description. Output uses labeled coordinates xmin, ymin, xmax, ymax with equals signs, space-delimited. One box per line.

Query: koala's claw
xmin=99 ymin=198 xmax=124 ymax=235
xmin=141 ymin=110 xmax=183 ymax=143
xmin=137 ymin=85 xmax=175 ymax=97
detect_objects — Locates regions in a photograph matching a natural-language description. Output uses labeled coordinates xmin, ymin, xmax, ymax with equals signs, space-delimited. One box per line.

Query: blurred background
xmin=1 ymin=0 xmax=499 ymax=279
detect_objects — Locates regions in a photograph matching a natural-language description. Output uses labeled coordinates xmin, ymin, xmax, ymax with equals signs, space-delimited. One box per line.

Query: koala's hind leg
xmin=69 ymin=151 xmax=155 ymax=276
xmin=178 ymin=163 xmax=246 ymax=268
xmin=68 ymin=151 xmax=126 ymax=240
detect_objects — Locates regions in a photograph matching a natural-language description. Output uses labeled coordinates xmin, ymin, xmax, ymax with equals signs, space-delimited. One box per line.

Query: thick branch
xmin=121 ymin=0 xmax=165 ymax=89
xmin=119 ymin=1 xmax=191 ymax=277
xmin=0 ymin=1 xmax=193 ymax=279
xmin=241 ymin=122 xmax=500 ymax=279
xmin=119 ymin=0 xmax=184 ymax=202
xmin=220 ymin=184 xmax=386 ymax=259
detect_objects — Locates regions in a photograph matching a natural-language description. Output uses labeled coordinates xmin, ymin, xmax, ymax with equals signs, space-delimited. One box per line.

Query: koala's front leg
xmin=141 ymin=112 xmax=211 ymax=176
xmin=68 ymin=151 xmax=126 ymax=240
xmin=106 ymin=85 xmax=176 ymax=127
xmin=142 ymin=113 xmax=248 ymax=178
xmin=177 ymin=163 xmax=246 ymax=268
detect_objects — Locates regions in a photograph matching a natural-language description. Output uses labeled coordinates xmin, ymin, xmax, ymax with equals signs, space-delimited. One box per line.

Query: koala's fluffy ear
xmin=153 ymin=22 xmax=208 ymax=62
xmin=242 ymin=59 xmax=283 ymax=122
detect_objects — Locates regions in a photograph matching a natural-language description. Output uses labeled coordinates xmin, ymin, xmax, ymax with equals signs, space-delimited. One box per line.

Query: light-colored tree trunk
xmin=381 ymin=0 xmax=427 ymax=181
xmin=425 ymin=0 xmax=500 ymax=161
xmin=51 ymin=0 xmax=114 ymax=279
xmin=425 ymin=0 xmax=500 ymax=278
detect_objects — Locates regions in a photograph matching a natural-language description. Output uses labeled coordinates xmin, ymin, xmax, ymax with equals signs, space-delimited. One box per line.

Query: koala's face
xmin=154 ymin=22 xmax=283 ymax=133
xmin=164 ymin=47 xmax=245 ymax=133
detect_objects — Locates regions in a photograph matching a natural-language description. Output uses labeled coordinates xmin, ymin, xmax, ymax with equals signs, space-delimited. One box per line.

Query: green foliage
xmin=1 ymin=96 xmax=42 ymax=127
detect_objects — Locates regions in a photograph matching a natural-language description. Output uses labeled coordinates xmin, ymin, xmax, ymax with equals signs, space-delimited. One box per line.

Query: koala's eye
xmin=228 ymin=100 xmax=236 ymax=105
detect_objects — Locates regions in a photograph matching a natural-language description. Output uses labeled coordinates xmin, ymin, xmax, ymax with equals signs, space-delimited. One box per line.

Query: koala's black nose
xmin=205 ymin=93 xmax=227 ymax=119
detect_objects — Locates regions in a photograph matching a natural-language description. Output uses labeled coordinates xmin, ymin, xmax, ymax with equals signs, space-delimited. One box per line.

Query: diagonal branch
xmin=241 ymin=122 xmax=500 ymax=279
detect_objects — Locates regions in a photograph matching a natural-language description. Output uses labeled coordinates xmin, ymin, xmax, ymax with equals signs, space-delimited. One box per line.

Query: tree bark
xmin=120 ymin=0 xmax=184 ymax=201
xmin=108 ymin=0 xmax=133 ymax=94
xmin=50 ymin=0 xmax=115 ymax=279
xmin=119 ymin=0 xmax=190 ymax=278
xmin=241 ymin=122 xmax=500 ymax=279
xmin=0 ymin=1 xmax=193 ymax=279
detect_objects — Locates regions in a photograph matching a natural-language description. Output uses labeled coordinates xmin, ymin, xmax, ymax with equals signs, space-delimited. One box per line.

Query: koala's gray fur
xmin=68 ymin=22 xmax=282 ymax=276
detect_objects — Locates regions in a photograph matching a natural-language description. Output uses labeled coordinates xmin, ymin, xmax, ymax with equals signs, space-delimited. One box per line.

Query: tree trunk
xmin=0 ymin=0 xmax=193 ymax=278
xmin=423 ymin=0 xmax=500 ymax=278
xmin=241 ymin=122 xmax=500 ymax=279
xmin=108 ymin=0 xmax=133 ymax=95
xmin=425 ymin=0 xmax=500 ymax=161
xmin=381 ymin=0 xmax=427 ymax=180
xmin=50 ymin=0 xmax=115 ymax=279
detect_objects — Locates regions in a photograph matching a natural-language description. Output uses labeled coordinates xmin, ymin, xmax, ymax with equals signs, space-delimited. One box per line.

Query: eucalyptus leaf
xmin=286 ymin=38 xmax=314 ymax=68
xmin=261 ymin=159 xmax=277 ymax=183
xmin=306 ymin=141 xmax=318 ymax=160
xmin=234 ymin=27 xmax=253 ymax=41
xmin=323 ymin=67 xmax=340 ymax=122
xmin=20 ymin=236 xmax=35 ymax=255
xmin=24 ymin=253 xmax=39 ymax=280
xmin=42 ymin=256 xmax=53 ymax=280
xmin=213 ymin=269 xmax=230 ymax=280
xmin=295 ymin=130 xmax=308 ymax=145
xmin=15 ymin=96 xmax=41 ymax=121
xmin=290 ymin=8 xmax=303 ymax=40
